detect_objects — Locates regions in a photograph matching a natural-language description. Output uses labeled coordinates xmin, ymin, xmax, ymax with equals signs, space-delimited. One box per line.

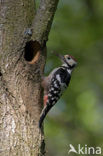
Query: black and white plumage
xmin=39 ymin=54 xmax=77 ymax=128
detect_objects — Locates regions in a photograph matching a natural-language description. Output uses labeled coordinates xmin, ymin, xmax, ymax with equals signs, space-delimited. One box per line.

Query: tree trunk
xmin=0 ymin=0 xmax=59 ymax=155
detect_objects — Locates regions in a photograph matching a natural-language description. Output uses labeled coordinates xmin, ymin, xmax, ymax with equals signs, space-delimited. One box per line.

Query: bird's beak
xmin=51 ymin=51 xmax=64 ymax=60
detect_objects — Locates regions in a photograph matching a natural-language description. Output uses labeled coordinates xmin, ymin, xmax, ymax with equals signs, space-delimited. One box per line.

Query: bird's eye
xmin=67 ymin=57 xmax=70 ymax=60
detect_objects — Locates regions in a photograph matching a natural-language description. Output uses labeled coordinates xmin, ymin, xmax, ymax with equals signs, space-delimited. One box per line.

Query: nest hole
xmin=24 ymin=40 xmax=41 ymax=63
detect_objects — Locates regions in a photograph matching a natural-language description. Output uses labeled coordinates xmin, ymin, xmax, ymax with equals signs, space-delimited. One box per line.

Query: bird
xmin=39 ymin=53 xmax=77 ymax=128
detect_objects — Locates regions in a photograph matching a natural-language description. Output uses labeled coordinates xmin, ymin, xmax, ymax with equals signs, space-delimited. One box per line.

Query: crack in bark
xmin=0 ymin=74 xmax=17 ymax=103
xmin=14 ymin=50 xmax=24 ymax=68
xmin=0 ymin=67 xmax=2 ymax=76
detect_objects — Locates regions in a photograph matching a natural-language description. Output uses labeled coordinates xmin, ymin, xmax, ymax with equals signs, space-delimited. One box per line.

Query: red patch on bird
xmin=43 ymin=95 xmax=48 ymax=106
xmin=69 ymin=55 xmax=77 ymax=62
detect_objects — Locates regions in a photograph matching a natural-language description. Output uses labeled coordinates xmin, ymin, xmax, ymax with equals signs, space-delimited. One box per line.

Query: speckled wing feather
xmin=39 ymin=67 xmax=71 ymax=128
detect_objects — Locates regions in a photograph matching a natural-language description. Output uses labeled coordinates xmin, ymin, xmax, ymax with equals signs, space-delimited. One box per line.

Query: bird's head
xmin=63 ymin=54 xmax=77 ymax=68
xmin=52 ymin=51 xmax=77 ymax=69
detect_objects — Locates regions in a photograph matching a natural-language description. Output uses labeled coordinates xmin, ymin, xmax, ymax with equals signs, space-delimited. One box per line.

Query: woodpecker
xmin=39 ymin=53 xmax=77 ymax=128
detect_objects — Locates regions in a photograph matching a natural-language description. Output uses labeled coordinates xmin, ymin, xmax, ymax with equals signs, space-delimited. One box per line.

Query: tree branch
xmin=31 ymin=0 xmax=59 ymax=45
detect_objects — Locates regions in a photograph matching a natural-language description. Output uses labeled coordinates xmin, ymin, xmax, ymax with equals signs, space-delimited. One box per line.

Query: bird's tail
xmin=39 ymin=104 xmax=53 ymax=128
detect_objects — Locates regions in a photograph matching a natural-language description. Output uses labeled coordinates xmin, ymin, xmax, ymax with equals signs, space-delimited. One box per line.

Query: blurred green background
xmin=44 ymin=0 xmax=103 ymax=155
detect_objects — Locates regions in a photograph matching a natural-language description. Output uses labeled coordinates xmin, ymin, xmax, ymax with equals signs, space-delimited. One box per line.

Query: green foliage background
xmin=45 ymin=0 xmax=103 ymax=155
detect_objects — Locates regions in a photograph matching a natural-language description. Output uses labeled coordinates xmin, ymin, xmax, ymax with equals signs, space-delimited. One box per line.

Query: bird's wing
xmin=47 ymin=68 xmax=71 ymax=106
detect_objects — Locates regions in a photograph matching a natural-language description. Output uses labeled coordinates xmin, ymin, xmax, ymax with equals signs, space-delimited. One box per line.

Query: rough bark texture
xmin=0 ymin=0 xmax=59 ymax=156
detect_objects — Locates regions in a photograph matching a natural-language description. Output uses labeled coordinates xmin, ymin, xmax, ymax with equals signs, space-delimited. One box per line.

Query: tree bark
xmin=0 ymin=0 xmax=59 ymax=155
